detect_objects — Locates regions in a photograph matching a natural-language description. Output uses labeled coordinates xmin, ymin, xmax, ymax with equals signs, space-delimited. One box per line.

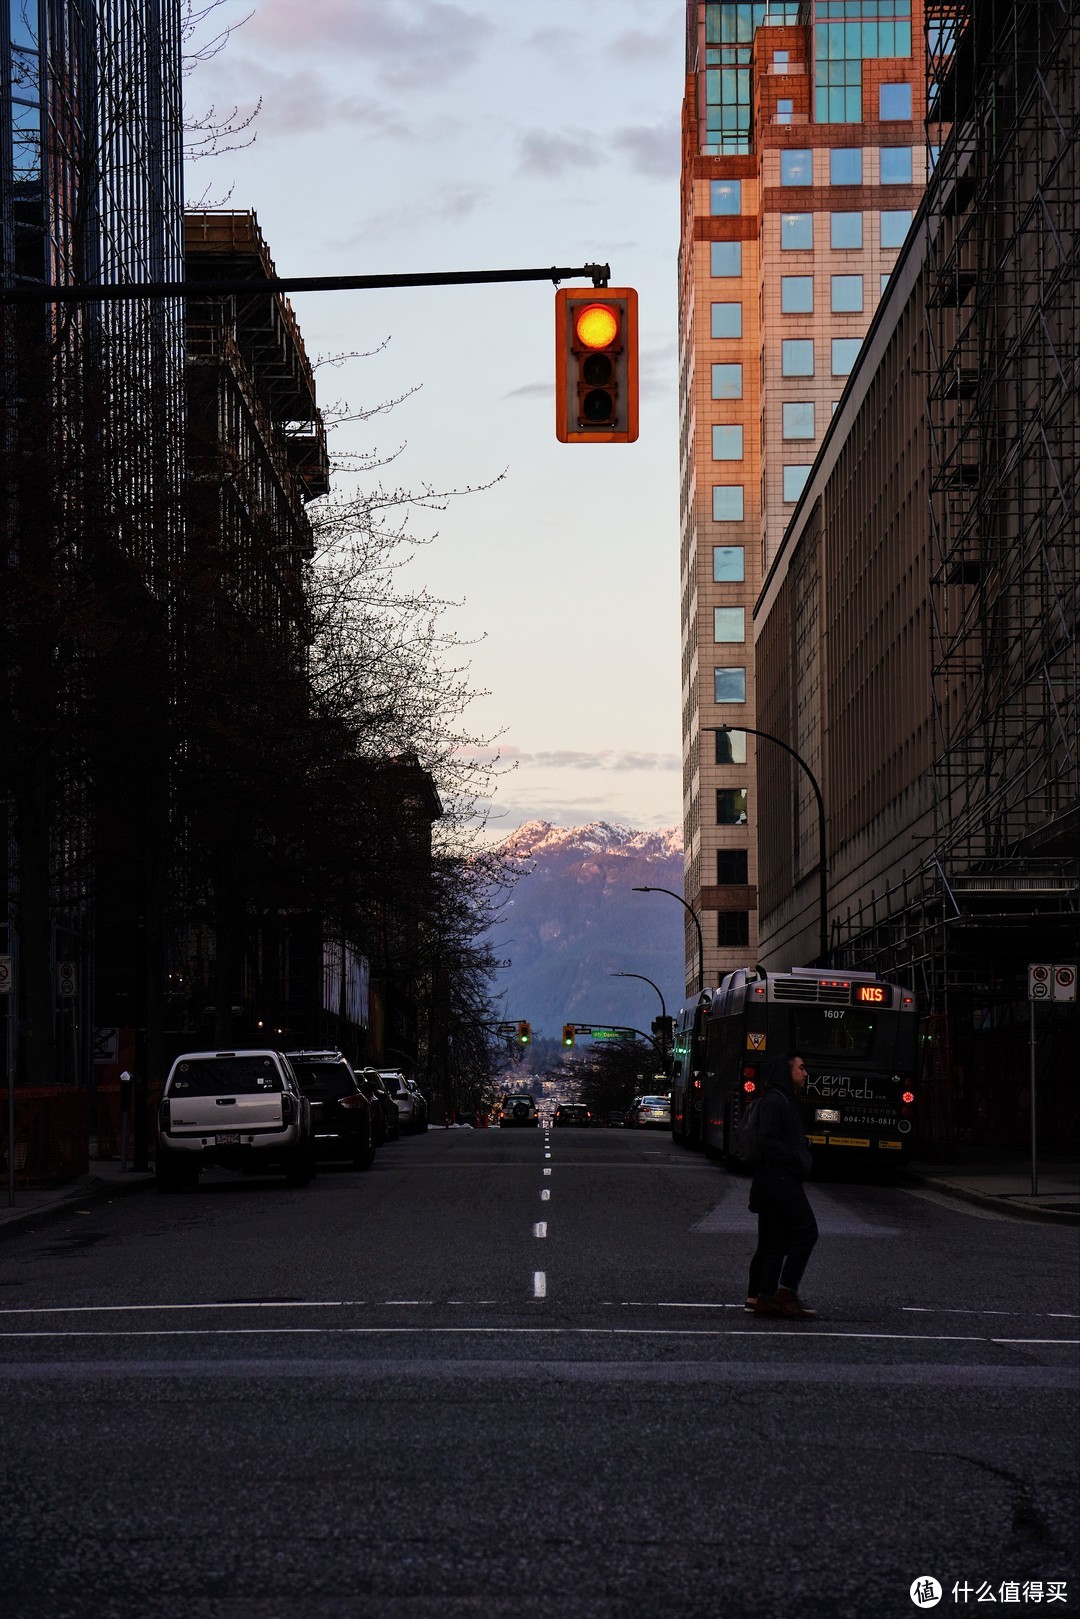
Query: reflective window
xmin=714 ymin=667 xmax=747 ymax=703
xmin=776 ymin=98 xmax=793 ymax=125
xmin=710 ymin=179 xmax=742 ymax=214
xmin=712 ymin=487 xmax=744 ymax=522
xmin=715 ymin=736 xmax=748 ymax=771
xmin=831 ymin=274 xmax=864 ymax=312
xmin=780 ymin=149 xmax=812 ymax=185
xmin=711 ymin=302 xmax=742 ymax=338
xmin=781 ymin=213 xmax=813 ymax=249
xmin=832 ymin=337 xmax=863 ymax=374
xmin=880 ymin=82 xmax=913 ymax=120
xmin=781 ymin=275 xmax=814 ymax=313
xmin=783 ymin=464 xmax=811 ymax=502
xmin=714 ymin=607 xmax=745 ymax=643
xmin=830 ymin=147 xmax=863 ymax=185
xmin=880 ymin=146 xmax=913 ymax=184
xmin=782 ymin=339 xmax=814 ymax=376
xmin=711 ymin=364 xmax=743 ymax=400
xmin=712 ymin=425 xmax=744 ymax=460
xmin=881 ymin=271 xmax=892 ymax=296
xmin=717 ymin=789 xmax=748 ymax=825
xmin=783 ymin=402 xmax=815 ymax=439
xmin=881 ymin=208 xmax=913 ymax=248
xmin=710 ymin=240 xmax=742 ymax=276
xmin=830 ymin=211 xmax=862 ymax=248
xmin=712 ymin=545 xmax=745 ymax=582
xmin=718 ymin=911 xmax=750 ymax=946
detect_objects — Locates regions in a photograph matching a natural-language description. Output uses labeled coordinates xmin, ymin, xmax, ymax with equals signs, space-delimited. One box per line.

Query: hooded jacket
xmin=754 ymin=1055 xmax=813 ymax=1179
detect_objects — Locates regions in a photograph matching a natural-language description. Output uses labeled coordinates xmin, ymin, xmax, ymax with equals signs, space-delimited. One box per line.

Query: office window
xmin=783 ymin=464 xmax=811 ymax=502
xmin=783 ymin=402 xmax=815 ymax=439
xmin=714 ymin=667 xmax=747 ymax=703
xmin=880 ymin=146 xmax=913 ymax=184
xmin=782 ymin=339 xmax=814 ymax=377
xmin=712 ymin=425 xmax=744 ymax=460
xmin=881 ymin=271 xmax=892 ymax=296
xmin=714 ymin=607 xmax=745 ymax=643
xmin=880 ymin=83 xmax=913 ymax=120
xmin=832 ymin=337 xmax=863 ymax=374
xmin=829 ymin=147 xmax=863 ymax=185
xmin=710 ymin=179 xmax=742 ymax=214
xmin=780 ymin=148 xmax=812 ymax=185
xmin=881 ymin=209 xmax=913 ymax=248
xmin=781 ymin=213 xmax=813 ymax=249
xmin=776 ymin=98 xmax=793 ymax=125
xmin=712 ymin=545 xmax=745 ymax=582
xmin=781 ymin=275 xmax=814 ymax=313
xmin=830 ymin=211 xmax=862 ymax=249
xmin=711 ymin=302 xmax=742 ymax=338
xmin=718 ymin=911 xmax=750 ymax=947
xmin=710 ymin=240 xmax=742 ymax=276
xmin=716 ymin=847 xmax=748 ymax=882
xmin=712 ymin=487 xmax=744 ymax=522
xmin=717 ymin=789 xmax=748 ymax=825
xmin=711 ymin=363 xmax=743 ymax=399
xmin=831 ymin=274 xmax=864 ymax=312
xmin=715 ymin=734 xmax=747 ymax=768
xmin=773 ymin=50 xmax=789 ymax=67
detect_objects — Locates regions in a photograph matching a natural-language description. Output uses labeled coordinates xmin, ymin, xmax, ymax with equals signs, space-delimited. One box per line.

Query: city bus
xmin=669 ymin=989 xmax=716 ymax=1147
xmin=698 ymin=966 xmax=919 ymax=1164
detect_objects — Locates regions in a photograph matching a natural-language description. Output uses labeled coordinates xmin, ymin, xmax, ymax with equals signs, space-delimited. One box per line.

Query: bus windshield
xmin=786 ymin=1008 xmax=881 ymax=1060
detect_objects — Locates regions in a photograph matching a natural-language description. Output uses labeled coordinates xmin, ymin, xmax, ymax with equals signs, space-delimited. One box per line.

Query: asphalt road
xmin=1 ymin=1125 xmax=1077 ymax=1619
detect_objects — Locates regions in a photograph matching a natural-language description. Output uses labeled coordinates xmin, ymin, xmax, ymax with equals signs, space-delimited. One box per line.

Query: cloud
xmin=519 ymin=122 xmax=678 ymax=181
xmin=248 ymin=0 xmax=494 ymax=89
xmin=612 ymin=122 xmax=679 ymax=180
xmin=233 ymin=63 xmax=412 ymax=139
xmin=519 ymin=129 xmax=595 ymax=178
xmin=611 ymin=26 xmax=680 ymax=65
xmin=335 ymin=183 xmax=491 ymax=246
xmin=458 ymin=746 xmax=679 ymax=771
xmin=503 ymin=381 xmax=554 ymax=401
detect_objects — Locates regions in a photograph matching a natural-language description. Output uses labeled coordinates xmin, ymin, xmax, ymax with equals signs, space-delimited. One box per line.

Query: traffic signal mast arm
xmin=1 ymin=264 xmax=613 ymax=304
xmin=565 ymin=1023 xmax=666 ymax=1057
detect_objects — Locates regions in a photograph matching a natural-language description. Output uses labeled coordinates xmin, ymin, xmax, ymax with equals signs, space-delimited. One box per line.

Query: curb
xmin=0 ymin=1167 xmax=155 ymax=1241
xmin=901 ymin=1170 xmax=1080 ymax=1226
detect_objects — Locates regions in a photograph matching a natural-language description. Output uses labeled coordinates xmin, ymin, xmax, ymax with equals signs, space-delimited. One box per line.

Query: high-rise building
xmin=678 ymin=0 xmax=927 ymax=993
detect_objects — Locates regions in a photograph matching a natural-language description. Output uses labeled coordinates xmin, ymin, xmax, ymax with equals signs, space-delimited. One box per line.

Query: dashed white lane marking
xmin=0 ymin=1327 xmax=1075 ymax=1345
xmin=540 ymin=1189 xmax=550 ymax=1201
xmin=533 ymin=1272 xmax=546 ymax=1299
xmin=0 ymin=1301 xmax=359 ymax=1315
xmin=533 ymin=1222 xmax=548 ymax=1238
xmin=903 ymin=1307 xmax=1080 ymax=1320
xmin=543 ymin=1168 xmax=551 ymax=1177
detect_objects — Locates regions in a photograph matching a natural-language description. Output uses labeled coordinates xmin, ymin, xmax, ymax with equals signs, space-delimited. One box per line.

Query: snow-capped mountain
xmin=489 ymin=821 xmax=687 ymax=1042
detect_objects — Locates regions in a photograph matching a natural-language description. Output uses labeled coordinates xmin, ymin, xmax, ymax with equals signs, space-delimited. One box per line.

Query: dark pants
xmin=749 ymin=1171 xmax=818 ymax=1297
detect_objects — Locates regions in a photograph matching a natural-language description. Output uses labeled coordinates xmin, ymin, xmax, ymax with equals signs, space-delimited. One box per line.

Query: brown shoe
xmin=753 ymin=1295 xmax=782 ymax=1316
xmin=774 ymin=1287 xmax=818 ymax=1319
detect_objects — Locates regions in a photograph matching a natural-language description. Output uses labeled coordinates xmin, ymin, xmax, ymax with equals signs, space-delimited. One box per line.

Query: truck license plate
xmin=216 ymin=1132 xmax=240 ymax=1146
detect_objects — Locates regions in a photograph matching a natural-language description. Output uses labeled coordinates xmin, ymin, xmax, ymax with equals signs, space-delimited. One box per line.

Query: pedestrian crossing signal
xmin=562 ymin=1025 xmax=575 ymax=1048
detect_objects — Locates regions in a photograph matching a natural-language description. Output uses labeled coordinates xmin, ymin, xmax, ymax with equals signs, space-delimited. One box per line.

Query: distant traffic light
xmin=555 ymin=287 xmax=639 ymax=444
xmin=651 ymin=1015 xmax=674 ymax=1045
xmin=516 ymin=1021 xmax=531 ymax=1046
xmin=562 ymin=1024 xmax=575 ymax=1048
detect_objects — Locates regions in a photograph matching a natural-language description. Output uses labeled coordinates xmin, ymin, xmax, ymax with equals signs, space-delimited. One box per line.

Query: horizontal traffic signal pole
xmin=0 ymin=263 xmax=612 ymax=305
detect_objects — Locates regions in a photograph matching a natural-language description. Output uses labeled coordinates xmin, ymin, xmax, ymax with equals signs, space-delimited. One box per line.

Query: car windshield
xmin=506 ymin=1096 xmax=533 ymax=1106
xmin=169 ymin=1057 xmax=283 ymax=1095
xmin=561 ymin=1105 xmax=587 ymax=1116
xmin=641 ymin=1096 xmax=669 ymax=1107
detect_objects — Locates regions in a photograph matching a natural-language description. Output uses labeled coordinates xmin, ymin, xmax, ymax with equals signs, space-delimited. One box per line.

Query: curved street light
xmin=711 ymin=724 xmax=829 ymax=966
xmin=610 ymin=970 xmax=669 ymax=1063
xmin=632 ymin=886 xmax=704 ymax=994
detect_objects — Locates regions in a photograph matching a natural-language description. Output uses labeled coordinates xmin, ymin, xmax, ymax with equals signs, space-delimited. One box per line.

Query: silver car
xmin=377 ymin=1070 xmax=429 ymax=1134
xmin=156 ymin=1049 xmax=315 ymax=1190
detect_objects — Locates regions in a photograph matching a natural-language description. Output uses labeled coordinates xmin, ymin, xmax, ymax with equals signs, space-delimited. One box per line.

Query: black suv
xmin=356 ymin=1068 xmax=400 ymax=1143
xmin=285 ymin=1051 xmax=376 ymax=1169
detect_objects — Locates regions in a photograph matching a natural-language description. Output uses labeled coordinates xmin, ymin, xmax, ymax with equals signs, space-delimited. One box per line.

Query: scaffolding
xmin=831 ymin=0 xmax=1079 ymax=1144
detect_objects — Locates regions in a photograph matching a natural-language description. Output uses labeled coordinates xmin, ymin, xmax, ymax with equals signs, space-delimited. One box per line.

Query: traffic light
xmin=651 ymin=1015 xmax=674 ymax=1045
xmin=516 ymin=1021 xmax=531 ymax=1046
xmin=555 ymin=287 xmax=639 ymax=444
xmin=562 ymin=1024 xmax=575 ymax=1048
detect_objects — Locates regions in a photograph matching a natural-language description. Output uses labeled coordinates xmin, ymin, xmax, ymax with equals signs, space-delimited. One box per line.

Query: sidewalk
xmin=0 ymin=1155 xmax=154 ymax=1239
xmin=903 ymin=1149 xmax=1080 ymax=1225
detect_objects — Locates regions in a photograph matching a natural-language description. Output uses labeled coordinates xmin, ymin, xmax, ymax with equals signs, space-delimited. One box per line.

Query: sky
xmin=185 ymin=0 xmax=686 ymax=839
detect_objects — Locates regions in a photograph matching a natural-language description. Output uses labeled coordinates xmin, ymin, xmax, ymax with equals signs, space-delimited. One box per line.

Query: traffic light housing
xmin=516 ymin=1021 xmax=531 ymax=1046
xmin=562 ymin=1024 xmax=575 ymax=1048
xmin=555 ymin=287 xmax=639 ymax=444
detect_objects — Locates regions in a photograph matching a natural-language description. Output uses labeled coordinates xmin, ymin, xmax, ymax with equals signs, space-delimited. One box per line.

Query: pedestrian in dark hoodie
xmin=748 ymin=1051 xmax=819 ymax=1319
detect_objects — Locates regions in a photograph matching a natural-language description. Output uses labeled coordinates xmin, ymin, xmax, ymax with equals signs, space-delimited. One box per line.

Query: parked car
xmin=553 ymin=1103 xmax=592 ymax=1128
xmin=379 ymin=1070 xmax=429 ymax=1134
xmin=356 ymin=1068 xmax=400 ymax=1143
xmin=156 ymin=1049 xmax=315 ymax=1190
xmin=498 ymin=1093 xmax=540 ymax=1127
xmin=285 ymin=1050 xmax=376 ymax=1169
xmin=628 ymin=1094 xmax=671 ymax=1130
xmin=606 ymin=1109 xmax=626 ymax=1127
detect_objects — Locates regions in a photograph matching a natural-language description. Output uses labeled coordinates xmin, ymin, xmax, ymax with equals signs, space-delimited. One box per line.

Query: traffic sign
xmin=1028 ymin=964 xmax=1052 ymax=1000
xmin=1053 ymin=964 xmax=1076 ymax=1003
xmin=0 ymin=955 xmax=12 ymax=995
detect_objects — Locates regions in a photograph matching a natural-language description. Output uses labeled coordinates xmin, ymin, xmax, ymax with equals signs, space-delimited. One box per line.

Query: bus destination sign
xmin=855 ymin=985 xmax=887 ymax=1005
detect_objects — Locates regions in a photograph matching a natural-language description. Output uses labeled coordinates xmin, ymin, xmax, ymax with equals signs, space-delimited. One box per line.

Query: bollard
xmin=119 ymin=1070 xmax=132 ymax=1170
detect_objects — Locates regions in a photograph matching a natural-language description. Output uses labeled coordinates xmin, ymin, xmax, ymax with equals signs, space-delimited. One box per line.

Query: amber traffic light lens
xmin=575 ymin=303 xmax=619 ymax=349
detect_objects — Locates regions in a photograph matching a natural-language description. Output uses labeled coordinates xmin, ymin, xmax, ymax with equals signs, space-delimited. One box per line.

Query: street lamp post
xmin=610 ymin=971 xmax=669 ymax=1065
xmin=712 ymin=724 xmax=829 ymax=966
xmin=631 ymin=887 xmax=705 ymax=995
